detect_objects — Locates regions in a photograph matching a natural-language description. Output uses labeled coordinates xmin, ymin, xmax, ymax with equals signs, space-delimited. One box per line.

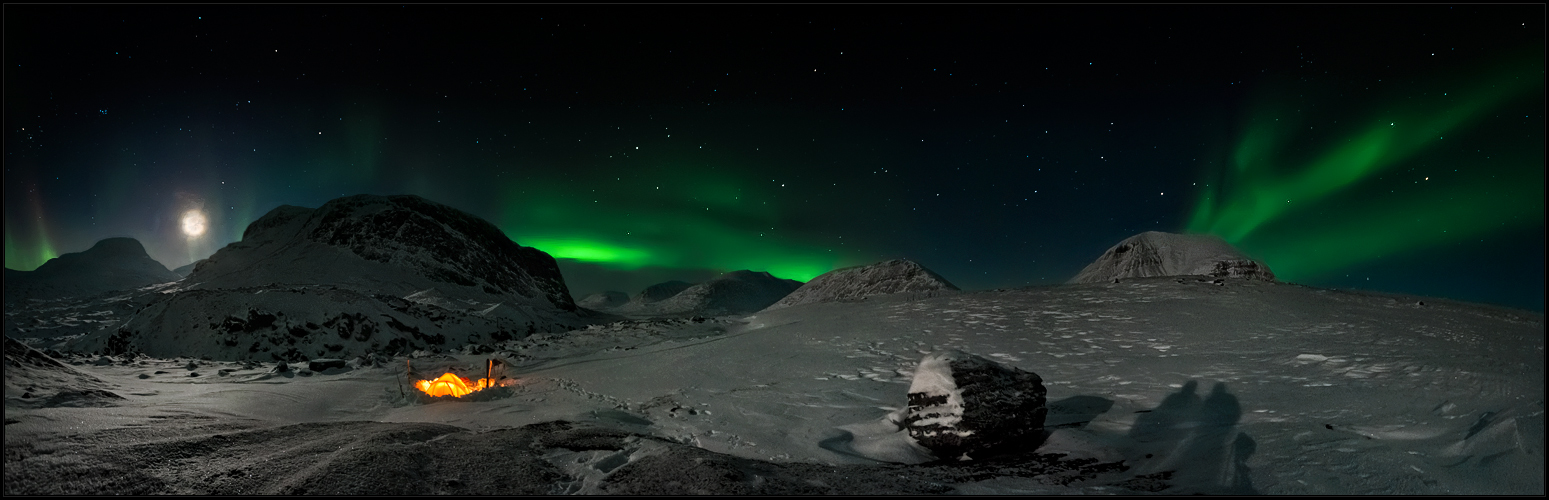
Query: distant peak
xmin=86 ymin=237 xmax=149 ymax=257
xmin=762 ymin=258 xmax=957 ymax=311
xmin=1068 ymin=231 xmax=1274 ymax=283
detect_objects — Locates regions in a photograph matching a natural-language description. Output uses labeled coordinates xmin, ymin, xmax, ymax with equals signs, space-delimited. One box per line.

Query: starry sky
xmin=6 ymin=6 xmax=1544 ymax=311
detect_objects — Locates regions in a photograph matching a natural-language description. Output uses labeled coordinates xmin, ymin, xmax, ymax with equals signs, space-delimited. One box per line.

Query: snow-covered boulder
xmin=904 ymin=349 xmax=1048 ymax=461
xmin=3 ymin=237 xmax=180 ymax=303
xmin=763 ymin=259 xmax=958 ymax=311
xmin=1068 ymin=231 xmax=1274 ymax=284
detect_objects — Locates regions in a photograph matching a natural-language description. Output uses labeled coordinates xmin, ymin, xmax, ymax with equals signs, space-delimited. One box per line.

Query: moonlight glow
xmin=181 ymin=210 xmax=207 ymax=238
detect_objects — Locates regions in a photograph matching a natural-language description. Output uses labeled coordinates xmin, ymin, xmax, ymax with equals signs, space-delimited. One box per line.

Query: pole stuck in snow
xmin=487 ymin=359 xmax=493 ymax=388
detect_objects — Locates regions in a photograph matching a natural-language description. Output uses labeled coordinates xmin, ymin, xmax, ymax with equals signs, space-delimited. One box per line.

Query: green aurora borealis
xmin=1187 ymin=53 xmax=1544 ymax=284
xmin=5 ymin=6 xmax=1543 ymax=311
xmin=496 ymin=166 xmax=847 ymax=282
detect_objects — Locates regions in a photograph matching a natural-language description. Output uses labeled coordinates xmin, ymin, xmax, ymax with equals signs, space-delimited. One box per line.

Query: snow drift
xmin=1068 ymin=231 xmax=1274 ymax=284
xmin=3 ymin=336 xmax=122 ymax=408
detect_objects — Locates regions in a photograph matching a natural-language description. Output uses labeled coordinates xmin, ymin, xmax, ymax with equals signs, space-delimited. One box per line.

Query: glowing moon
xmin=181 ymin=210 xmax=207 ymax=237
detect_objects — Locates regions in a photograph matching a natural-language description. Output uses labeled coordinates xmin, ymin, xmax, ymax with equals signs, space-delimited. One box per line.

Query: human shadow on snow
xmin=1124 ymin=380 xmax=1257 ymax=495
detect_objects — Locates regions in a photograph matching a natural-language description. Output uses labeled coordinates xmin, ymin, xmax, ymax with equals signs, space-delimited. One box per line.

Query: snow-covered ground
xmin=5 ymin=277 xmax=1543 ymax=494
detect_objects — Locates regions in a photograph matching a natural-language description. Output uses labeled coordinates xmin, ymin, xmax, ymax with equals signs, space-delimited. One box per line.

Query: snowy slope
xmin=171 ymin=260 xmax=201 ymax=278
xmin=3 ymin=238 xmax=180 ymax=304
xmin=3 ymin=336 xmax=121 ymax=409
xmin=5 ymin=278 xmax=1542 ymax=494
xmin=764 ymin=259 xmax=959 ymax=311
xmin=1068 ymin=231 xmax=1274 ymax=283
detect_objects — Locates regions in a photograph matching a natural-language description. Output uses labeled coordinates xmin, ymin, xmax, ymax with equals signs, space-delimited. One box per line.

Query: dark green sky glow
xmin=6 ymin=6 xmax=1543 ymax=311
xmin=1189 ymin=52 xmax=1545 ymax=284
xmin=497 ymin=164 xmax=851 ymax=282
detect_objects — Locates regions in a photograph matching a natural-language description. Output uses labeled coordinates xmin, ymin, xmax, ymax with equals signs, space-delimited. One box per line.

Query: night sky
xmin=6 ymin=6 xmax=1544 ymax=311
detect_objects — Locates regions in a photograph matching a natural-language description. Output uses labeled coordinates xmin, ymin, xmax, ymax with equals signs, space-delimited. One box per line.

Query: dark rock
xmin=1206 ymin=259 xmax=1272 ymax=280
xmin=271 ymin=361 xmax=290 ymax=373
xmin=904 ymin=349 xmax=1048 ymax=461
xmin=308 ymin=358 xmax=348 ymax=371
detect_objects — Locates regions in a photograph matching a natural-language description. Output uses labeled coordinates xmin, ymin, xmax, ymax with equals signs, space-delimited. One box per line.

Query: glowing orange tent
xmin=411 ymin=359 xmax=501 ymax=398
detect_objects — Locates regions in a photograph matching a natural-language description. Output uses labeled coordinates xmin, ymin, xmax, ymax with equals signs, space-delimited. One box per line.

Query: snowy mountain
xmin=171 ymin=260 xmax=202 ymax=278
xmin=605 ymin=280 xmax=695 ymax=315
xmin=635 ymin=280 xmax=694 ymax=304
xmin=66 ymin=194 xmax=595 ymax=361
xmin=186 ymin=194 xmax=577 ymax=312
xmin=1068 ymin=231 xmax=1274 ymax=284
xmin=763 ymin=259 xmax=959 ymax=312
xmin=647 ymin=270 xmax=803 ymax=317
xmin=577 ymin=291 xmax=630 ymax=310
xmin=3 ymin=237 xmax=180 ymax=305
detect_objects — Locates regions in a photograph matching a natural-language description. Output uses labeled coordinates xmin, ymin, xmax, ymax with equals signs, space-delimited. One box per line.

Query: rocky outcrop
xmin=1068 ymin=231 xmax=1274 ymax=284
xmin=648 ymin=271 xmax=802 ymax=317
xmin=904 ymin=349 xmax=1048 ymax=461
xmin=763 ymin=259 xmax=957 ymax=311
xmin=3 ymin=238 xmax=180 ymax=304
xmin=73 ymin=283 xmax=556 ymax=362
